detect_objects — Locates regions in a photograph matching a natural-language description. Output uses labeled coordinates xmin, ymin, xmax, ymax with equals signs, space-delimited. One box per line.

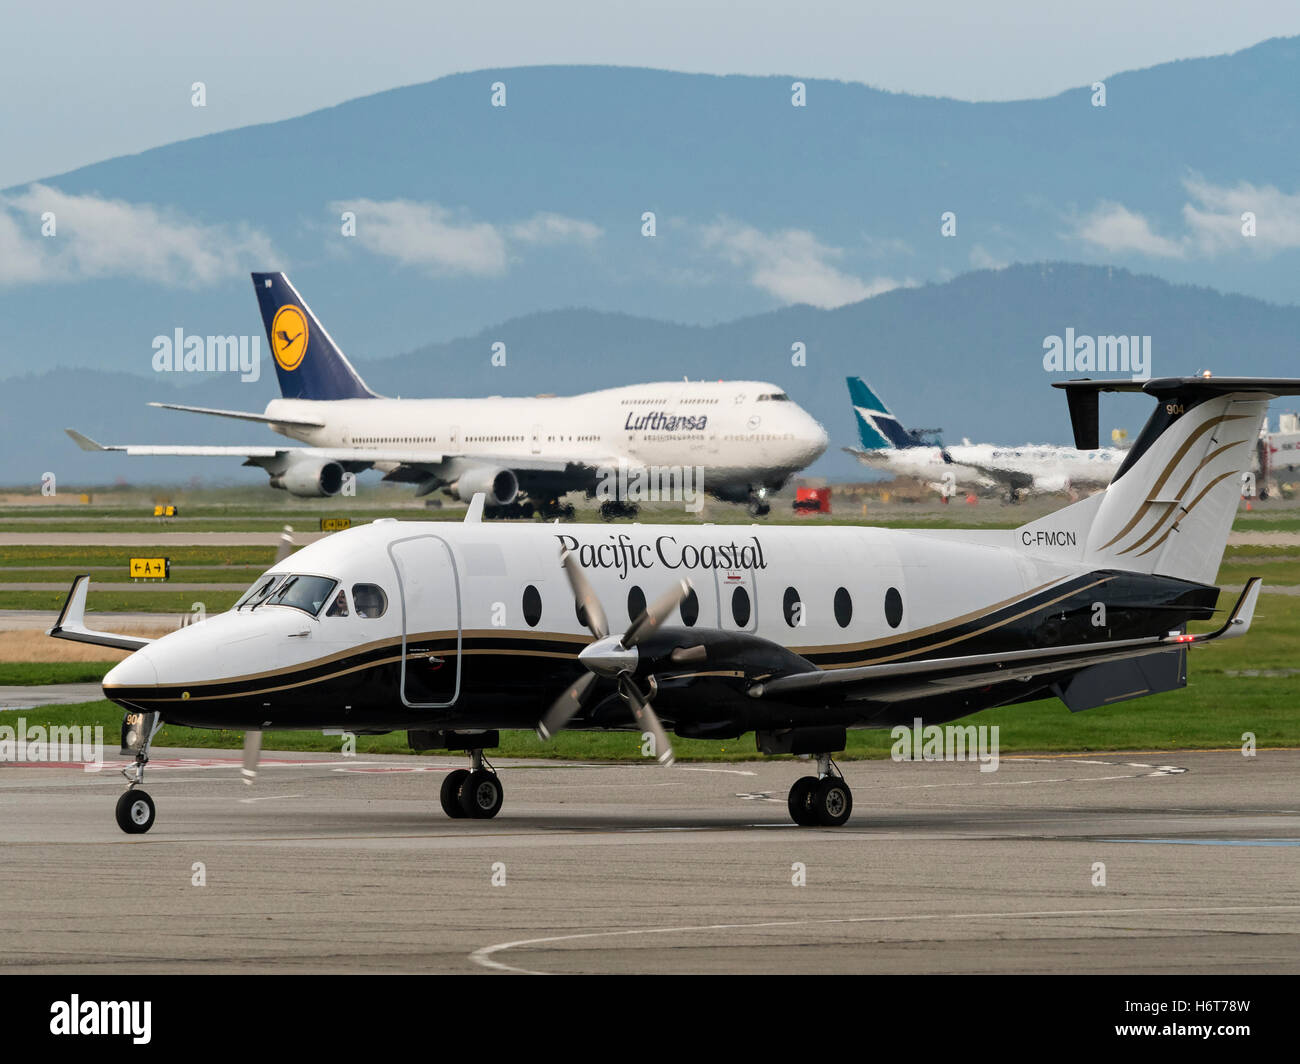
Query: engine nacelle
xmin=268 ymin=457 xmax=345 ymax=497
xmin=452 ymin=466 xmax=519 ymax=506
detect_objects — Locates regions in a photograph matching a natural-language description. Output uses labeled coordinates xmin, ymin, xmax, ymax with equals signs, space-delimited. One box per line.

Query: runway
xmin=0 ymin=748 xmax=1296 ymax=974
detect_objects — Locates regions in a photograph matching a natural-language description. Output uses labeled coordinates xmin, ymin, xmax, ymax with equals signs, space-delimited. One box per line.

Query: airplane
xmin=844 ymin=376 xmax=1126 ymax=500
xmin=66 ymin=272 xmax=829 ymax=518
xmin=50 ymin=374 xmax=1285 ymax=834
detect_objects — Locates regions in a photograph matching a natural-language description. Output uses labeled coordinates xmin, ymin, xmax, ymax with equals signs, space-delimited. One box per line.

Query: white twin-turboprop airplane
xmin=50 ymin=375 xmax=1285 ymax=834
xmin=66 ymin=272 xmax=828 ymax=518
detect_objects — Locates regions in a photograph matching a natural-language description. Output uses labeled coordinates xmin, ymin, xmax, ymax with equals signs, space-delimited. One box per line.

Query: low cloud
xmin=0 ymin=184 xmax=276 ymax=286
xmin=332 ymin=199 xmax=602 ymax=275
xmin=700 ymin=217 xmax=903 ymax=308
xmin=1075 ymin=177 xmax=1300 ymax=259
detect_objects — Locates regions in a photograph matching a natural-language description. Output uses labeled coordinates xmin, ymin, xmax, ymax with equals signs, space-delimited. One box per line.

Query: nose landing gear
xmin=115 ymin=710 xmax=162 ymax=834
xmin=787 ymin=753 xmax=852 ymax=827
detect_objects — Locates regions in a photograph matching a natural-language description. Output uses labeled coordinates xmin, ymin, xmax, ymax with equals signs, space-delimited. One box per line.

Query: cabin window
xmin=627 ymin=585 xmax=646 ymax=622
xmin=731 ymin=586 xmax=751 ymax=627
xmin=782 ymin=587 xmax=803 ymax=627
xmin=884 ymin=587 xmax=903 ymax=629
xmin=680 ymin=587 xmax=700 ymax=627
xmin=325 ymin=589 xmax=350 ymax=618
xmin=266 ymin=575 xmax=338 ymax=617
xmin=833 ymin=587 xmax=852 ymax=628
xmin=522 ymin=584 xmax=542 ymax=627
xmin=351 ymin=584 xmax=388 ymax=619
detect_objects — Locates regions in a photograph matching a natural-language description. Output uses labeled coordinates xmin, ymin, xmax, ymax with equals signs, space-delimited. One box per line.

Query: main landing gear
xmin=115 ymin=711 xmax=162 ymax=834
xmin=747 ymin=490 xmax=771 ymax=518
xmin=787 ymin=753 xmax=853 ymax=827
xmin=439 ymin=748 xmax=504 ymax=820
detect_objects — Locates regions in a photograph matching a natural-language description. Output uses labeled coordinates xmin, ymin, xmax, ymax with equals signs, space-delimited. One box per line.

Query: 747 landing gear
xmin=747 ymin=489 xmax=771 ymax=518
xmin=440 ymin=749 xmax=504 ymax=820
xmin=787 ymin=753 xmax=852 ymax=827
xmin=115 ymin=710 xmax=163 ymax=834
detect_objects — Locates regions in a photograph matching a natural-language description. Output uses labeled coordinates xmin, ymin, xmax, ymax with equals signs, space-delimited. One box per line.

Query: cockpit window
xmin=757 ymin=392 xmax=790 ymax=402
xmin=236 ymin=573 xmax=286 ymax=611
xmin=325 ymin=589 xmax=349 ymax=618
xmin=352 ymin=583 xmax=388 ymax=619
xmin=265 ymin=574 xmax=338 ymax=617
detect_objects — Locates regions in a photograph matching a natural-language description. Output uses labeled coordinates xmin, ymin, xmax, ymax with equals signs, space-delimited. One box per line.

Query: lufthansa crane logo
xmin=270 ymin=305 xmax=308 ymax=371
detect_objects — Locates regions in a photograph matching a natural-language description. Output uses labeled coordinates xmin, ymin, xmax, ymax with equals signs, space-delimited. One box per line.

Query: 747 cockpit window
xmin=264 ymin=575 xmax=339 ymax=617
xmin=236 ymin=574 xmax=286 ymax=610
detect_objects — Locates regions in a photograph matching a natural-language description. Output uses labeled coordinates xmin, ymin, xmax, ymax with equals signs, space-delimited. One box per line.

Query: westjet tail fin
xmin=846 ymin=377 xmax=922 ymax=450
xmin=251 ymin=272 xmax=378 ymax=401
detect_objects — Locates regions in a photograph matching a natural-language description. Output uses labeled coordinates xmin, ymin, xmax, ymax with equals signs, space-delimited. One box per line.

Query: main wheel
xmin=787 ymin=776 xmax=820 ymax=826
xmin=440 ymin=769 xmax=470 ymax=818
xmin=813 ymin=777 xmax=853 ymax=827
xmin=115 ymin=789 xmax=155 ymax=834
xmin=459 ymin=770 xmax=503 ymax=819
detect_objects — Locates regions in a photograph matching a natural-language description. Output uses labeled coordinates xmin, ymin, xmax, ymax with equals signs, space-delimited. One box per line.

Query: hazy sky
xmin=2 ymin=0 xmax=1297 ymax=188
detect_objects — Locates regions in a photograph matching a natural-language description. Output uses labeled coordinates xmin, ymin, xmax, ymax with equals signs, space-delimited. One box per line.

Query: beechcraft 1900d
xmin=50 ymin=375 xmax=1285 ymax=833
xmin=66 ymin=272 xmax=828 ymax=518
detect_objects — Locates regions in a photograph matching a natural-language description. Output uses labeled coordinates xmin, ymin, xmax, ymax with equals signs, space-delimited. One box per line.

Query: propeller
xmin=537 ymin=550 xmax=690 ymax=766
xmin=242 ymin=728 xmax=262 ymax=785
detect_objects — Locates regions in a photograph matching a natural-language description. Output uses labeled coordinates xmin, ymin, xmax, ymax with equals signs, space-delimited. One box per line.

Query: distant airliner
xmin=842 ymin=377 xmax=1124 ymax=500
xmin=68 ymin=273 xmax=828 ymax=517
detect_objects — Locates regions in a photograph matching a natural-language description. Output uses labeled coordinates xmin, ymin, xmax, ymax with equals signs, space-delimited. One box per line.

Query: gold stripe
xmin=1134 ymin=470 xmax=1238 ymax=558
xmin=1097 ymin=414 xmax=1246 ymax=550
xmin=816 ymin=577 xmax=1112 ymax=670
xmin=791 ymin=579 xmax=1061 ymax=656
xmin=1116 ymin=440 xmax=1245 ymax=555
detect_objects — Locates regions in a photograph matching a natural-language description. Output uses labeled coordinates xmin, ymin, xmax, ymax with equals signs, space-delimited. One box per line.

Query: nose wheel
xmin=440 ymin=750 xmax=503 ymax=819
xmin=787 ymin=754 xmax=852 ymax=827
xmin=115 ymin=710 xmax=163 ymax=834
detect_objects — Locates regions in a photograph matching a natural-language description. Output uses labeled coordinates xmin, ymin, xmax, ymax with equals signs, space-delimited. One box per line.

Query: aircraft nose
xmin=103 ymin=649 xmax=158 ymax=692
xmin=804 ymin=415 xmax=830 ymax=460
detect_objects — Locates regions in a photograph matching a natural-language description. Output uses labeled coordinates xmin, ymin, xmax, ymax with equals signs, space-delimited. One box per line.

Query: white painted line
xmin=470 ymin=903 xmax=1300 ymax=975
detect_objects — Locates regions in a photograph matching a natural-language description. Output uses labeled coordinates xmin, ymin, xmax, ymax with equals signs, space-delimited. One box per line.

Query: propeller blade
xmin=537 ymin=670 xmax=598 ymax=741
xmin=623 ymin=578 xmax=692 ymax=648
xmin=561 ymin=549 xmax=609 ymax=639
xmin=241 ymin=729 xmax=263 ymax=786
xmin=619 ymin=674 xmax=674 ymax=767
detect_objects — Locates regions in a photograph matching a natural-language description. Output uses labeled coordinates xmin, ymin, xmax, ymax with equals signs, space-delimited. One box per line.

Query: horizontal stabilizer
xmin=148 ymin=402 xmax=324 ymax=429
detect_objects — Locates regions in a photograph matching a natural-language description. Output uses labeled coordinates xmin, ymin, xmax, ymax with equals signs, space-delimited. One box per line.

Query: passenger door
xmin=388 ymin=534 xmax=461 ymax=707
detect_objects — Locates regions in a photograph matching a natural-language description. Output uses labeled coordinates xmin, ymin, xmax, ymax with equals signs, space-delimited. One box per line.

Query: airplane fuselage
xmin=103 ymin=517 xmax=1218 ymax=736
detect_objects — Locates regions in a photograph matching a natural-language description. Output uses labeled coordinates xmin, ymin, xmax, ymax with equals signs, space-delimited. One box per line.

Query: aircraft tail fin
xmin=1017 ymin=378 xmax=1300 ymax=585
xmin=251 ymin=273 xmax=378 ymax=401
xmin=846 ymin=377 xmax=919 ymax=450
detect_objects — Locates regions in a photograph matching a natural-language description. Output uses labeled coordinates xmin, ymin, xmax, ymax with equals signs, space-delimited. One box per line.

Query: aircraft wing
xmin=65 ymin=429 xmax=439 ymax=466
xmin=941 ymin=457 xmax=1034 ymax=492
xmin=749 ymin=579 xmax=1261 ymax=706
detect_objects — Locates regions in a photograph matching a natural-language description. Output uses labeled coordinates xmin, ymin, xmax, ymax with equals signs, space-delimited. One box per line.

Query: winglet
xmin=464 ymin=492 xmax=486 ymax=524
xmin=47 ymin=576 xmax=153 ymax=652
xmin=1207 ymin=577 xmax=1262 ymax=641
xmin=65 ymin=429 xmax=107 ymax=452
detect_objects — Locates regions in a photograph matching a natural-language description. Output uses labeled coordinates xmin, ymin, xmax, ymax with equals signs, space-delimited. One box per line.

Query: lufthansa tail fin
xmin=846 ymin=377 xmax=921 ymax=450
xmin=1018 ymin=377 xmax=1300 ymax=585
xmin=251 ymin=272 xmax=378 ymax=401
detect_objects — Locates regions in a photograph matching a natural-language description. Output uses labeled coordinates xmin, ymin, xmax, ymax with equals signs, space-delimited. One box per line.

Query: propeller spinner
xmin=537 ymin=549 xmax=690 ymax=766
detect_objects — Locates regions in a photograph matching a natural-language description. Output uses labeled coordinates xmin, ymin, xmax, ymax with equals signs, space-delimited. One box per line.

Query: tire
xmin=459 ymin=770 xmax=503 ymax=819
xmin=787 ymin=776 xmax=819 ymax=826
xmin=813 ymin=777 xmax=853 ymax=827
xmin=440 ymin=769 xmax=470 ymax=818
xmin=115 ymin=789 xmax=155 ymax=834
